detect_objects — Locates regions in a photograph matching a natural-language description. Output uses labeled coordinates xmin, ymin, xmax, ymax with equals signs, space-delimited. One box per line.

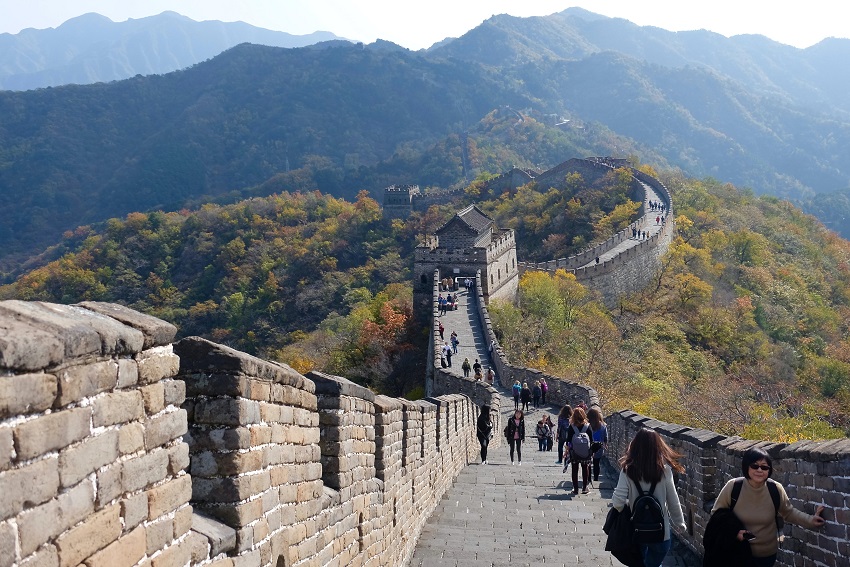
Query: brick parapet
xmin=174 ymin=335 xmax=481 ymax=567
xmin=0 ymin=300 xmax=193 ymax=567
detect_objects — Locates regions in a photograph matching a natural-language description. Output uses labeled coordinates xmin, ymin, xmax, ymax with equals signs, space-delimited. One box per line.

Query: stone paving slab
xmin=408 ymin=392 xmax=701 ymax=567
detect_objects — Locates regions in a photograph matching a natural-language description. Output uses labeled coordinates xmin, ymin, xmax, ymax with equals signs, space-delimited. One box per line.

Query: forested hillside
xmin=489 ymin=168 xmax=850 ymax=440
xmin=3 ymin=10 xmax=850 ymax=276
xmin=3 ymin=156 xmax=848 ymax=439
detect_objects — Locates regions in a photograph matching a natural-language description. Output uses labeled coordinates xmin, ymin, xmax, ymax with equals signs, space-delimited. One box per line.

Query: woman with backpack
xmin=705 ymin=447 xmax=825 ymax=567
xmin=611 ymin=428 xmax=686 ymax=567
xmin=587 ymin=408 xmax=608 ymax=482
xmin=566 ymin=407 xmax=593 ymax=494
xmin=555 ymin=405 xmax=572 ymax=464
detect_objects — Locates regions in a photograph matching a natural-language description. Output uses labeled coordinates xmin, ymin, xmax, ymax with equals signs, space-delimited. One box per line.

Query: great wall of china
xmin=1 ymin=160 xmax=847 ymax=567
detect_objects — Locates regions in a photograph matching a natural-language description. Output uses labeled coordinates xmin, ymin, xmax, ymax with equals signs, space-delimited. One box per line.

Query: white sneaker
xmin=518 ymin=461 xmax=522 ymax=466
xmin=511 ymin=461 xmax=514 ymax=466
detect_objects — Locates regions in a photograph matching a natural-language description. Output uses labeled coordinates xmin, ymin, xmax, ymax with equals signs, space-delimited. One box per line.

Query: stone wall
xmin=175 ymin=336 xmax=483 ymax=567
xmin=0 ymin=300 xmax=195 ymax=567
xmin=606 ymin=411 xmax=850 ymax=567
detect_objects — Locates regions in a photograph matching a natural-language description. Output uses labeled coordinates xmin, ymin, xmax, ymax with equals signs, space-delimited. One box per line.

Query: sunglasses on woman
xmin=749 ymin=464 xmax=771 ymax=471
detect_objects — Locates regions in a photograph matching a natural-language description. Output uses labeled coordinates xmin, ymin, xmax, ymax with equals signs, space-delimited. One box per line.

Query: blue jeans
xmin=639 ymin=539 xmax=671 ymax=567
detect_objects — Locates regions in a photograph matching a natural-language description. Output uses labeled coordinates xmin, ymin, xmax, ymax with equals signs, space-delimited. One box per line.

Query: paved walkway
xmin=437 ymin=285 xmax=493 ymax=379
xmin=577 ymin=181 xmax=668 ymax=269
xmin=410 ymin=393 xmax=701 ymax=567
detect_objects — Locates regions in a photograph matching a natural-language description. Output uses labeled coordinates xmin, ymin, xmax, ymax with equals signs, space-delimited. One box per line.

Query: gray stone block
xmin=192 ymin=512 xmax=237 ymax=557
xmin=0 ymin=373 xmax=57 ymax=417
xmin=77 ymin=301 xmax=177 ymax=348
xmin=13 ymin=407 xmax=91 ymax=460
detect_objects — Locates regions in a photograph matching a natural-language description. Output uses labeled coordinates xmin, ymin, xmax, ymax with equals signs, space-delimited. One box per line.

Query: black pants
xmin=571 ymin=459 xmax=589 ymax=492
xmin=593 ymin=457 xmax=601 ymax=480
xmin=509 ymin=438 xmax=522 ymax=463
xmin=478 ymin=434 xmax=489 ymax=462
xmin=513 ymin=395 xmax=519 ymax=409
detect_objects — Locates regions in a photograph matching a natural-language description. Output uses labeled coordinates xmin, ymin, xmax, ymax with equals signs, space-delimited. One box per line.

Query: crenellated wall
xmin=175 ymin=336 xmax=483 ymax=567
xmin=1 ymin=302 xmax=488 ymax=567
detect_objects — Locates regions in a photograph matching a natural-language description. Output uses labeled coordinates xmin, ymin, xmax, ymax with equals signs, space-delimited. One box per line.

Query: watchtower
xmin=413 ymin=205 xmax=518 ymax=322
xmin=382 ymin=184 xmax=421 ymax=219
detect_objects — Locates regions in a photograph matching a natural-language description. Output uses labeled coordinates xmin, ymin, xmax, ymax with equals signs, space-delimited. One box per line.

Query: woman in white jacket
xmin=612 ymin=428 xmax=686 ymax=567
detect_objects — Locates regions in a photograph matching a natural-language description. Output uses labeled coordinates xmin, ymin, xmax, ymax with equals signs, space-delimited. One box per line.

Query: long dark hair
xmin=587 ymin=408 xmax=605 ymax=430
xmin=619 ymin=428 xmax=684 ymax=484
xmin=558 ymin=405 xmax=573 ymax=420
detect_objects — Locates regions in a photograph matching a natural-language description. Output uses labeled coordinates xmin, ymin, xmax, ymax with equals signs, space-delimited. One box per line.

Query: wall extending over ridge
xmin=0 ymin=302 xmax=485 ymax=567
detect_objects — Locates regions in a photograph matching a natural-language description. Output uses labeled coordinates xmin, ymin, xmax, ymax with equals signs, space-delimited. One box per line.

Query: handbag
xmin=604 ymin=504 xmax=643 ymax=567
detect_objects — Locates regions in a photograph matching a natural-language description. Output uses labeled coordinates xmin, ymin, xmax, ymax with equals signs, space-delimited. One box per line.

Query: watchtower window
xmin=421 ymin=274 xmax=428 ymax=285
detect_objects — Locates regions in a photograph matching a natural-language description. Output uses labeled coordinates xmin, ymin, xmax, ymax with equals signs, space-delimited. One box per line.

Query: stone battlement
xmin=0 ymin=302 xmax=484 ymax=567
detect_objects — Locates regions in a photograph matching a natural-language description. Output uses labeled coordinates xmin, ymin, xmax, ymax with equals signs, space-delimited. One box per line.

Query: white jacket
xmin=612 ymin=464 xmax=686 ymax=541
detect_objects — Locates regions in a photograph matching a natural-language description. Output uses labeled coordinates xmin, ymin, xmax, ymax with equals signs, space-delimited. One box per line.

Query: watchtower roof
xmin=436 ymin=205 xmax=493 ymax=236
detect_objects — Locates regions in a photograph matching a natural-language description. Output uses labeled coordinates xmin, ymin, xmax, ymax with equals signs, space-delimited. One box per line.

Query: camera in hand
xmin=743 ymin=531 xmax=756 ymax=542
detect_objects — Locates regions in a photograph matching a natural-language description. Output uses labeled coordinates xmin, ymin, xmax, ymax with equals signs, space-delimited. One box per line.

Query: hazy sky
xmin=1 ymin=0 xmax=847 ymax=49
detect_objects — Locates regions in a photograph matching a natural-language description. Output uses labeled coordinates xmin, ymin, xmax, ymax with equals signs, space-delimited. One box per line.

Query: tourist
xmin=520 ymin=382 xmax=532 ymax=412
xmin=543 ymin=414 xmax=555 ymax=451
xmin=540 ymin=378 xmax=548 ymax=405
xmin=587 ymin=408 xmax=608 ymax=481
xmin=512 ymin=380 xmax=522 ymax=410
xmin=536 ymin=418 xmax=548 ymax=451
xmin=476 ymin=404 xmax=493 ymax=465
xmin=486 ymin=367 xmax=495 ymax=384
xmin=504 ymin=409 xmax=525 ymax=465
xmin=555 ymin=405 xmax=573 ymax=464
xmin=532 ymin=380 xmax=542 ymax=409
xmin=566 ymin=407 xmax=593 ymax=494
xmin=611 ymin=428 xmax=686 ymax=567
xmin=472 ymin=358 xmax=482 ymax=376
xmin=461 ymin=357 xmax=471 ymax=378
xmin=707 ymin=447 xmax=825 ymax=567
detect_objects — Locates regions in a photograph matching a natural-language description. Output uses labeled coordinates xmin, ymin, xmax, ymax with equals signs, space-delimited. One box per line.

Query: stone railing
xmin=606 ymin=411 xmax=849 ymax=567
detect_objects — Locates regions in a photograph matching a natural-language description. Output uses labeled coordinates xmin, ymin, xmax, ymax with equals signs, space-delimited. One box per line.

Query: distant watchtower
xmin=413 ymin=205 xmax=518 ymax=322
xmin=382 ymin=184 xmax=421 ymax=219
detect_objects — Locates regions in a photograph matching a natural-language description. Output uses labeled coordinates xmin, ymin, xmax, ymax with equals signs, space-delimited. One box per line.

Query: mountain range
xmin=0 ymin=11 xmax=343 ymax=90
xmin=1 ymin=7 xmax=849 ymax=277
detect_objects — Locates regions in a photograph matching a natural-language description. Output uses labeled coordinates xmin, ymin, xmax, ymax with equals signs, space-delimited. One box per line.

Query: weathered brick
xmin=0 ymin=427 xmax=12 ymax=472
xmin=122 ymin=449 xmax=169 ymax=493
xmin=145 ymin=516 xmax=173 ymax=555
xmin=0 ymin=373 xmax=57 ymax=418
xmin=84 ymin=525 xmax=146 ymax=567
xmin=162 ymin=379 xmax=186 ymax=406
xmin=13 ymin=407 xmax=91 ymax=460
xmin=141 ymin=383 xmax=165 ymax=415
xmin=0 ymin=520 xmax=17 ymax=567
xmin=167 ymin=442 xmax=190 ymax=475
xmin=136 ymin=349 xmax=180 ymax=385
xmin=148 ymin=474 xmax=192 ymax=518
xmin=55 ymin=504 xmax=121 ymax=567
xmin=194 ymin=398 xmax=261 ymax=426
xmin=96 ymin=462 xmax=123 ymax=507
xmin=173 ymin=504 xmax=193 ymax=538
xmin=118 ymin=422 xmax=145 ymax=455
xmin=60 ymin=429 xmax=119 ymax=487
xmin=18 ymin=544 xmax=59 ymax=567
xmin=151 ymin=539 xmax=192 ymax=567
xmin=18 ymin=479 xmax=94 ymax=556
xmin=55 ymin=361 xmax=118 ymax=407
xmin=144 ymin=410 xmax=187 ymax=451
xmin=116 ymin=358 xmax=139 ymax=389
xmin=122 ymin=492 xmax=149 ymax=530
xmin=0 ymin=456 xmax=59 ymax=521
xmin=92 ymin=390 xmax=144 ymax=427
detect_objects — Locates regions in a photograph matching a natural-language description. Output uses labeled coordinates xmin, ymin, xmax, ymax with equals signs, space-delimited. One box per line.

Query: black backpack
xmin=630 ymin=480 xmax=665 ymax=543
